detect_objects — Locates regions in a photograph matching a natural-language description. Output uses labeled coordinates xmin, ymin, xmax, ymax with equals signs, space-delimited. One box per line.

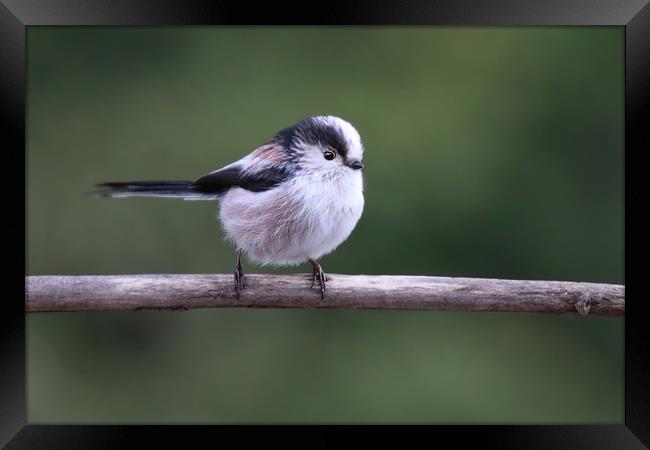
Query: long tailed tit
xmin=96 ymin=115 xmax=365 ymax=299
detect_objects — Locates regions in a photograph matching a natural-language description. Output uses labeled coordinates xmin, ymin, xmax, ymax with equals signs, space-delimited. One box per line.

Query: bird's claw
xmin=234 ymin=253 xmax=246 ymax=299
xmin=310 ymin=260 xmax=327 ymax=300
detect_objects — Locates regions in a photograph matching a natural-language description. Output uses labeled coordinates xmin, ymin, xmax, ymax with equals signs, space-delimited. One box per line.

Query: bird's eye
xmin=323 ymin=150 xmax=336 ymax=161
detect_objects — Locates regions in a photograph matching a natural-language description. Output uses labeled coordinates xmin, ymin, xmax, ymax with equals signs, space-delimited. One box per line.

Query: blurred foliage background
xmin=26 ymin=27 xmax=623 ymax=423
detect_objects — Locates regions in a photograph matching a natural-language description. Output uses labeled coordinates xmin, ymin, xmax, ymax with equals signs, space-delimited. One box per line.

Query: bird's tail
xmin=93 ymin=180 xmax=220 ymax=200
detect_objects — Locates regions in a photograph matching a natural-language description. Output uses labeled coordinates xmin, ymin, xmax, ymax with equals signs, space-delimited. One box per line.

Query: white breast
xmin=218 ymin=170 xmax=364 ymax=266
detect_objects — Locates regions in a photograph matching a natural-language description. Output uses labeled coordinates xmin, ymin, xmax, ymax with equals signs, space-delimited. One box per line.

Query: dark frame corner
xmin=3 ymin=0 xmax=647 ymax=448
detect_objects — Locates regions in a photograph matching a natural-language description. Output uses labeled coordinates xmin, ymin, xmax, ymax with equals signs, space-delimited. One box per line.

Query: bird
xmin=95 ymin=115 xmax=365 ymax=300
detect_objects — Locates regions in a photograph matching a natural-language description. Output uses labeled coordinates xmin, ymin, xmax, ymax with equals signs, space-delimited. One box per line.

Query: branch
xmin=25 ymin=274 xmax=624 ymax=316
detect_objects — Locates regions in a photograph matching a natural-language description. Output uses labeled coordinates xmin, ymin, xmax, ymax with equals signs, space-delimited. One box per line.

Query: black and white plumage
xmin=96 ymin=115 xmax=365 ymax=299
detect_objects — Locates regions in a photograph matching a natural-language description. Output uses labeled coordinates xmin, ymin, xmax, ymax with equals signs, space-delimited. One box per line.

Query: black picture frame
xmin=3 ymin=0 xmax=646 ymax=447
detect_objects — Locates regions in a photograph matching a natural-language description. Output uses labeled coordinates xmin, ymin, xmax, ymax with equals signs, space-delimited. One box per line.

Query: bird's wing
xmin=192 ymin=143 xmax=292 ymax=194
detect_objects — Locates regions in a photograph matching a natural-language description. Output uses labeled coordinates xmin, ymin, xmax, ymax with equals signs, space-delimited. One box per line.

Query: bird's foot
xmin=234 ymin=252 xmax=246 ymax=299
xmin=309 ymin=259 xmax=327 ymax=300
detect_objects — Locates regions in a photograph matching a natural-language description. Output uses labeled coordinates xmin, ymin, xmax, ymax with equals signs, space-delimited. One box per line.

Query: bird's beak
xmin=347 ymin=160 xmax=364 ymax=170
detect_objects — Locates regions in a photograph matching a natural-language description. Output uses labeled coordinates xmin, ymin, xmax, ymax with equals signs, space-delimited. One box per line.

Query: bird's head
xmin=270 ymin=115 xmax=364 ymax=176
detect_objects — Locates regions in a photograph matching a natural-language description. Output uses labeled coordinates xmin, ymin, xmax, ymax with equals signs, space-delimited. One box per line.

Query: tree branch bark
xmin=25 ymin=274 xmax=624 ymax=316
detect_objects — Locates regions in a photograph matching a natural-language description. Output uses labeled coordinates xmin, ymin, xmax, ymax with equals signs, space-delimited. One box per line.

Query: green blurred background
xmin=26 ymin=26 xmax=623 ymax=423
